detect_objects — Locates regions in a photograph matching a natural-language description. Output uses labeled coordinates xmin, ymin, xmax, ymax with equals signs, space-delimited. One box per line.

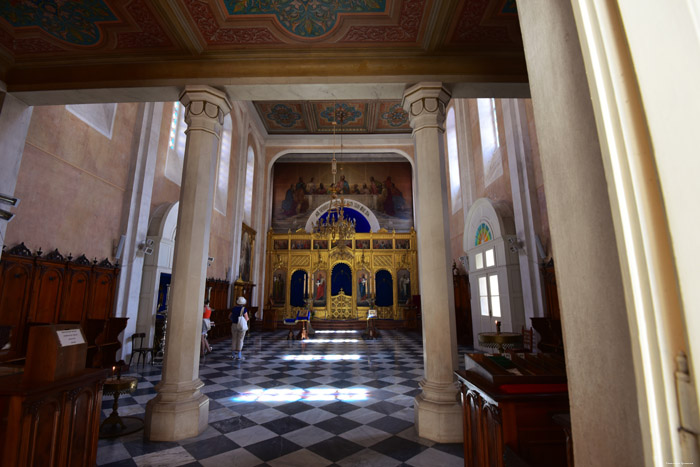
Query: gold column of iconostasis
xmin=265 ymin=228 xmax=418 ymax=322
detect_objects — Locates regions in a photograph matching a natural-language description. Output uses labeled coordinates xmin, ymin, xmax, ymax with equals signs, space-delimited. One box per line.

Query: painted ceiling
xmin=0 ymin=1 xmax=525 ymax=98
xmin=254 ymin=100 xmax=410 ymax=134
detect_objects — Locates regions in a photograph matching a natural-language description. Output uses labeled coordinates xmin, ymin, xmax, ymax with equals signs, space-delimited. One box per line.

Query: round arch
xmin=304 ymin=200 xmax=380 ymax=233
xmin=137 ymin=202 xmax=179 ymax=349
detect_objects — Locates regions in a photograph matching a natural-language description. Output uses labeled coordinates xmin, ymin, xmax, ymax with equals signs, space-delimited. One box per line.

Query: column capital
xmin=179 ymin=85 xmax=232 ymax=127
xmin=402 ymin=82 xmax=451 ymax=131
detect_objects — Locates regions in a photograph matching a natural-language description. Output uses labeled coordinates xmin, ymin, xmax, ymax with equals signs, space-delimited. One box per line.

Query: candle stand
xmin=99 ymin=371 xmax=142 ymax=438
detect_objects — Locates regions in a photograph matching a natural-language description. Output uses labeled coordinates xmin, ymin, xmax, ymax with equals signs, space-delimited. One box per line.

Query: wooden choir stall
xmin=0 ymin=324 xmax=109 ymax=466
xmin=455 ymin=353 xmax=570 ymax=467
xmin=0 ymin=243 xmax=125 ymax=466
xmin=0 ymin=243 xmax=126 ymax=368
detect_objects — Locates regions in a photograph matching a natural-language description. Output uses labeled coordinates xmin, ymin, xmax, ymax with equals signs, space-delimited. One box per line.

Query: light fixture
xmin=138 ymin=238 xmax=154 ymax=255
xmin=311 ymin=105 xmax=356 ymax=245
xmin=0 ymin=192 xmax=19 ymax=222
xmin=0 ymin=193 xmax=19 ymax=207
xmin=508 ymin=236 xmax=523 ymax=254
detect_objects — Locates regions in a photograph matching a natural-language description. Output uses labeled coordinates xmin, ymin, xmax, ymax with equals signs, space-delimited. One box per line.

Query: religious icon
xmin=272 ymin=269 xmax=286 ymax=305
xmin=397 ymin=269 xmax=411 ymax=305
xmin=373 ymin=239 xmax=392 ymax=249
xmin=356 ymin=239 xmax=370 ymax=249
xmin=274 ymin=239 xmax=288 ymax=250
xmin=395 ymin=239 xmax=410 ymax=249
xmin=313 ymin=240 xmax=328 ymax=249
xmin=357 ymin=269 xmax=371 ymax=306
xmin=239 ymin=224 xmax=255 ymax=282
xmin=313 ymin=271 xmax=327 ymax=307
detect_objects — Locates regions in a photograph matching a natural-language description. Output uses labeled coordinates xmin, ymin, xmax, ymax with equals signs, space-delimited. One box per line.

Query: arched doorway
xmin=464 ymin=198 xmax=524 ymax=345
xmin=136 ymin=202 xmax=178 ymax=348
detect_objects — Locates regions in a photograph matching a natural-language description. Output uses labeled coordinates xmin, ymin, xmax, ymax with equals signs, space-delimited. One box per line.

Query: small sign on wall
xmin=23 ymin=325 xmax=87 ymax=383
xmin=56 ymin=328 xmax=86 ymax=347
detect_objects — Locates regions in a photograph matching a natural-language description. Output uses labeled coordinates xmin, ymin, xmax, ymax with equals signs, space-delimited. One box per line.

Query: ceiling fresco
xmin=254 ymin=100 xmax=411 ymax=134
xmin=0 ymin=1 xmax=526 ymax=99
xmin=222 ymin=0 xmax=388 ymax=39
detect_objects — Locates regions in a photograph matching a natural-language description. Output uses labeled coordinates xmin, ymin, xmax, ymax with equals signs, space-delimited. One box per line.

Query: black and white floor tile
xmin=97 ymin=329 xmax=467 ymax=467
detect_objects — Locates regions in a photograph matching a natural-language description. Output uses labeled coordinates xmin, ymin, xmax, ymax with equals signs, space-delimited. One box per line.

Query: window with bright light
xmin=446 ymin=107 xmax=461 ymax=213
xmin=478 ymin=98 xmax=500 ymax=169
xmin=489 ymin=274 xmax=501 ymax=317
xmin=479 ymin=276 xmax=489 ymax=316
xmin=244 ymin=146 xmax=255 ymax=225
xmin=165 ymin=102 xmax=187 ymax=185
xmin=485 ymin=248 xmax=495 ymax=267
xmin=478 ymin=273 xmax=501 ymax=318
xmin=214 ymin=114 xmax=232 ymax=214
xmin=475 ymin=252 xmax=484 ymax=270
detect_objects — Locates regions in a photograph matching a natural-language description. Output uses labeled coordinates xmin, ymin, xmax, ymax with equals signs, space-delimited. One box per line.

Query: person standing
xmin=230 ymin=297 xmax=249 ymax=360
xmin=201 ymin=299 xmax=213 ymax=356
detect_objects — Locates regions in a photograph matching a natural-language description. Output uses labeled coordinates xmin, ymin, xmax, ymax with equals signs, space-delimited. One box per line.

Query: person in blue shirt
xmin=229 ymin=296 xmax=249 ymax=360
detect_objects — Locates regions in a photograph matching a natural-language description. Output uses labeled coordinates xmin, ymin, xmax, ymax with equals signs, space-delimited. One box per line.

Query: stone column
xmin=145 ymin=86 xmax=231 ymax=441
xmin=402 ymin=82 xmax=462 ymax=443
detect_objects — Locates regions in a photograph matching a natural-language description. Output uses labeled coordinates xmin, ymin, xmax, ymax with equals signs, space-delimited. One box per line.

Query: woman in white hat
xmin=229 ymin=296 xmax=249 ymax=360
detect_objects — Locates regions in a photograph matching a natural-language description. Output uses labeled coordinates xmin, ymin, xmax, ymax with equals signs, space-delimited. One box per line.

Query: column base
xmin=144 ymin=380 xmax=209 ymax=441
xmin=414 ymin=380 xmax=463 ymax=443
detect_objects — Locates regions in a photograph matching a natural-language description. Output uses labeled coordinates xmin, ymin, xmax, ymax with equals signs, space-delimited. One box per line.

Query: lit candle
xmin=112 ymin=366 xmax=116 ymax=377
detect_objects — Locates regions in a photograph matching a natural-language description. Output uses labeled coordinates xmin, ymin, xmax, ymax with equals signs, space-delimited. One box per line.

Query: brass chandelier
xmin=312 ymin=108 xmax=356 ymax=244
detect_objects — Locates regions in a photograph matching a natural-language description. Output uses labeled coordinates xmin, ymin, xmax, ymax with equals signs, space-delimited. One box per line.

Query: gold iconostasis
xmin=265 ymin=228 xmax=418 ymax=321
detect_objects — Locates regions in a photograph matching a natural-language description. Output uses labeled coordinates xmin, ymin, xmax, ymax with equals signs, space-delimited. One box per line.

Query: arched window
xmin=165 ymin=102 xmax=187 ymax=185
xmin=446 ymin=107 xmax=461 ymax=213
xmin=243 ymin=145 xmax=255 ymax=225
xmin=477 ymin=98 xmax=501 ymax=172
xmin=214 ymin=114 xmax=232 ymax=214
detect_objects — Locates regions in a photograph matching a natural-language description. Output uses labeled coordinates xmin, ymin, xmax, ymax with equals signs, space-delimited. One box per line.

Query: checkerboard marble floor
xmin=97 ymin=329 xmax=467 ymax=467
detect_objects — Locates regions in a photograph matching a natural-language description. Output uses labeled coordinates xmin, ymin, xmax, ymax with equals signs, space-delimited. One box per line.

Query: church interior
xmin=0 ymin=1 xmax=698 ymax=466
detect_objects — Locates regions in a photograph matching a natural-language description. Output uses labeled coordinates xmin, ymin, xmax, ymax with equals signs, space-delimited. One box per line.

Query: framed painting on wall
xmin=238 ymin=223 xmax=256 ymax=283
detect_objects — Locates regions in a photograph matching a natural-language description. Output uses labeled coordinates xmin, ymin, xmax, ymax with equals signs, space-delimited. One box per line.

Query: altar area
xmin=265 ymin=228 xmax=418 ymax=325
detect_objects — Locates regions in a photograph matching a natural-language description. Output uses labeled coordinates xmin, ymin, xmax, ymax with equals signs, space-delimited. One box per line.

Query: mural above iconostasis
xmin=272 ymin=161 xmax=413 ymax=233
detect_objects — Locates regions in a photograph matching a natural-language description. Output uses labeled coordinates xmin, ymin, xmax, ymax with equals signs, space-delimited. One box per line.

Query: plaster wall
xmin=523 ymin=100 xmax=551 ymax=256
xmin=6 ymin=104 xmax=138 ymax=259
xmin=150 ymin=102 xmax=180 ymax=213
xmin=448 ymin=98 xmax=551 ymax=266
xmin=147 ymin=102 xmax=243 ymax=281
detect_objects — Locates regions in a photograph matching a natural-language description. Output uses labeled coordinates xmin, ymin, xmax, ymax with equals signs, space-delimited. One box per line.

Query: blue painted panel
xmin=375 ymin=270 xmax=393 ymax=306
xmin=331 ymin=263 xmax=352 ymax=296
xmin=290 ymin=270 xmax=307 ymax=307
